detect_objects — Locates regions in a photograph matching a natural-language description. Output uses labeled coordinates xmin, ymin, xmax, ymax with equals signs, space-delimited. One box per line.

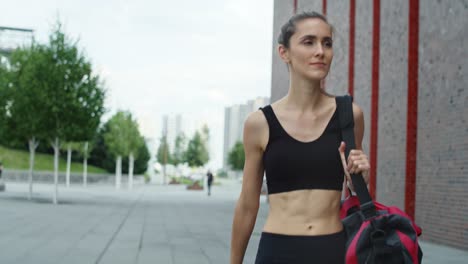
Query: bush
xmin=143 ymin=173 xmax=150 ymax=183
xmin=169 ymin=177 xmax=181 ymax=184
xmin=217 ymin=169 xmax=228 ymax=178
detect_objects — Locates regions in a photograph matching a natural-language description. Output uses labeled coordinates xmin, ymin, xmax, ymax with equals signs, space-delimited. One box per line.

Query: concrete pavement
xmin=0 ymin=180 xmax=466 ymax=263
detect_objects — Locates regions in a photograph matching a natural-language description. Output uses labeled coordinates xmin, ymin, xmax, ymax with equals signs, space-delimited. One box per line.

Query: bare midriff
xmin=263 ymin=189 xmax=343 ymax=235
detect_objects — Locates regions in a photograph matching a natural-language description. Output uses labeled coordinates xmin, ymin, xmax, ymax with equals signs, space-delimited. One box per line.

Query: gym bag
xmin=336 ymin=95 xmax=423 ymax=264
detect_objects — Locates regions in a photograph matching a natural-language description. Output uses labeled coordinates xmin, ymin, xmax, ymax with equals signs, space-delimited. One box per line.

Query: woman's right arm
xmin=230 ymin=111 xmax=267 ymax=264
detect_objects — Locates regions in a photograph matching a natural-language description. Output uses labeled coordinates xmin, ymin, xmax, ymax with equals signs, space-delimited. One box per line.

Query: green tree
xmin=184 ymin=130 xmax=209 ymax=167
xmin=201 ymin=124 xmax=210 ymax=164
xmin=103 ymin=111 xmax=143 ymax=189
xmin=88 ymin=122 xmax=149 ymax=175
xmin=88 ymin=123 xmax=115 ymax=172
xmin=40 ymin=22 xmax=105 ymax=201
xmin=121 ymin=142 xmax=150 ymax=175
xmin=171 ymin=133 xmax=186 ymax=166
xmin=5 ymin=43 xmax=50 ymax=200
xmin=0 ymin=59 xmax=10 ymax=142
xmin=125 ymin=115 xmax=145 ymax=189
xmin=156 ymin=135 xmax=171 ymax=184
xmin=3 ymin=21 xmax=106 ymax=203
xmin=228 ymin=141 xmax=245 ymax=171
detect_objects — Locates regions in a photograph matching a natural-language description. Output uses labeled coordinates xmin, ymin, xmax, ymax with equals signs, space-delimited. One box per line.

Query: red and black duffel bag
xmin=336 ymin=95 xmax=423 ymax=264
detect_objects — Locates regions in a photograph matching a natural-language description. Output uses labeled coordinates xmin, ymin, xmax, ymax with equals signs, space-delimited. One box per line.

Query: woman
xmin=230 ymin=11 xmax=370 ymax=264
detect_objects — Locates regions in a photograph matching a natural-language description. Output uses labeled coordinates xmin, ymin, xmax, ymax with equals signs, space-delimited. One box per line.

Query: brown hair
xmin=278 ymin=11 xmax=333 ymax=49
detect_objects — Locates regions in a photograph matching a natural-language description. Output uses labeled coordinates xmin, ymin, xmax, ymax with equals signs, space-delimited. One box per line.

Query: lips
xmin=309 ymin=62 xmax=326 ymax=66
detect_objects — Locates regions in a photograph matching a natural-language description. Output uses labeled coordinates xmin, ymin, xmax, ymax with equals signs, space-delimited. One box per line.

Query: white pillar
xmin=66 ymin=145 xmax=71 ymax=187
xmin=83 ymin=142 xmax=88 ymax=187
xmin=116 ymin=156 xmax=122 ymax=189
xmin=128 ymin=154 xmax=134 ymax=190
xmin=53 ymin=137 xmax=59 ymax=204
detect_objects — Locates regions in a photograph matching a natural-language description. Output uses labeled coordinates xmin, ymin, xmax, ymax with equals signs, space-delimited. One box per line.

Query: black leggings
xmin=255 ymin=230 xmax=346 ymax=264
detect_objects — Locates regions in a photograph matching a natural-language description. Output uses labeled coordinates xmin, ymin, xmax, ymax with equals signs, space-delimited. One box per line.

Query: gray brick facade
xmin=416 ymin=0 xmax=468 ymax=249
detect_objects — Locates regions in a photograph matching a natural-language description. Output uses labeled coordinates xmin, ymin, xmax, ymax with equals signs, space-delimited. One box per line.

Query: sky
xmin=0 ymin=0 xmax=274 ymax=170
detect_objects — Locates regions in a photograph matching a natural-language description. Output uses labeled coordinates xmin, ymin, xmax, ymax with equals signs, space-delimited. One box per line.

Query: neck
xmin=285 ymin=74 xmax=327 ymax=112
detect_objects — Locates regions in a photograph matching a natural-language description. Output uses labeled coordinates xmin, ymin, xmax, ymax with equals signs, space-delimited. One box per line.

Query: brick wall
xmin=271 ymin=0 xmax=294 ymax=102
xmin=416 ymin=0 xmax=468 ymax=249
xmin=377 ymin=0 xmax=408 ymax=210
xmin=325 ymin=0 xmax=349 ymax=96
xmin=353 ymin=0 xmax=373 ymax=159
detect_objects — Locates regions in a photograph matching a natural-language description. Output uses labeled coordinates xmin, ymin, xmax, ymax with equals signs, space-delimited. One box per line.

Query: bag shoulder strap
xmin=336 ymin=95 xmax=377 ymax=218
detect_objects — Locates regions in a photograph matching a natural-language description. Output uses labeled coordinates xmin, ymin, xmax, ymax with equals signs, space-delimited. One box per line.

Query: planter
xmin=169 ymin=178 xmax=181 ymax=185
xmin=186 ymin=181 xmax=203 ymax=190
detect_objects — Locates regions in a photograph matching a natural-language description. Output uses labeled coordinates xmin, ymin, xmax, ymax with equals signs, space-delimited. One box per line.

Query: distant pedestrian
xmin=0 ymin=162 xmax=4 ymax=191
xmin=206 ymin=170 xmax=213 ymax=196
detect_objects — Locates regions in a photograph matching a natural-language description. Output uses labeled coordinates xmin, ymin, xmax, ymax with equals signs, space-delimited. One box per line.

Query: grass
xmin=0 ymin=145 xmax=107 ymax=173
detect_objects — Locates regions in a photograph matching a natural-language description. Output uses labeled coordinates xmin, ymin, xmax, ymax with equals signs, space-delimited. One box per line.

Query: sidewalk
xmin=418 ymin=240 xmax=468 ymax=264
xmin=0 ymin=181 xmax=466 ymax=263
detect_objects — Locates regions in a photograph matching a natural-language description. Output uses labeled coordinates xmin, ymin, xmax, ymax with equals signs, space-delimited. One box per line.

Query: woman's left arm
xmin=348 ymin=103 xmax=370 ymax=185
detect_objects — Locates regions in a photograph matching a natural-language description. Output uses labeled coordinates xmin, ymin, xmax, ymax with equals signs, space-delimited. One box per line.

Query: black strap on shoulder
xmin=259 ymin=105 xmax=275 ymax=125
xmin=336 ymin=95 xmax=377 ymax=219
xmin=259 ymin=105 xmax=283 ymax=139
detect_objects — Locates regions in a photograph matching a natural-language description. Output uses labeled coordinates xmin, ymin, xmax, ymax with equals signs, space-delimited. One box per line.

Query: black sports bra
xmin=259 ymin=98 xmax=344 ymax=194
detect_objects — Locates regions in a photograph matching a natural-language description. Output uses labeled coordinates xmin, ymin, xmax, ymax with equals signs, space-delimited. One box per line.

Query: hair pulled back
xmin=278 ymin=11 xmax=332 ymax=49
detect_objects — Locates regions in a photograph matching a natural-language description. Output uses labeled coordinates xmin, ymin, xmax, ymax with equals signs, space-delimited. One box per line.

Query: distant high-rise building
xmin=223 ymin=97 xmax=269 ymax=169
xmin=0 ymin=26 xmax=34 ymax=58
xmin=162 ymin=114 xmax=183 ymax=152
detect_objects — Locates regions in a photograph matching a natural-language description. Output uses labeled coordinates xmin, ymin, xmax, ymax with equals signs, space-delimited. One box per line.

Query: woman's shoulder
xmin=351 ymin=101 xmax=364 ymax=122
xmin=244 ymin=108 xmax=269 ymax=132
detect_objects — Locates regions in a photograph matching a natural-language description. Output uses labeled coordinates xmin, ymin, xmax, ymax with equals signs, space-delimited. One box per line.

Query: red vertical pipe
xmin=349 ymin=0 xmax=356 ymax=97
xmin=322 ymin=0 xmax=327 ymax=16
xmin=370 ymin=0 xmax=380 ymax=200
xmin=294 ymin=0 xmax=298 ymax=14
xmin=405 ymin=0 xmax=419 ymax=220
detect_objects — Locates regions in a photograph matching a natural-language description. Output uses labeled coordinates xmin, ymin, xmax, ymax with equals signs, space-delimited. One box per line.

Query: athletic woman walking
xmin=230 ymin=11 xmax=370 ymax=264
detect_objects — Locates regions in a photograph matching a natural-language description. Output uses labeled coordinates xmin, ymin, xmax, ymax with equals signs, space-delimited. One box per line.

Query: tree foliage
xmin=171 ymin=133 xmax=186 ymax=166
xmin=100 ymin=111 xmax=149 ymax=174
xmin=1 ymin=21 xmax=105 ymax=150
xmin=104 ymin=111 xmax=143 ymax=156
xmin=156 ymin=135 xmax=172 ymax=166
xmin=185 ymin=127 xmax=210 ymax=167
xmin=3 ymin=44 xmax=50 ymax=145
xmin=88 ymin=123 xmax=114 ymax=171
xmin=0 ymin=58 xmax=11 ymax=143
xmin=228 ymin=141 xmax=245 ymax=171
xmin=121 ymin=141 xmax=150 ymax=174
xmin=103 ymin=111 xmax=130 ymax=157
xmin=41 ymin=22 xmax=105 ymax=143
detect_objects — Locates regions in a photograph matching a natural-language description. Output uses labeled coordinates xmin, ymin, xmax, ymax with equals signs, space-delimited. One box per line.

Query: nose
xmin=315 ymin=43 xmax=324 ymax=58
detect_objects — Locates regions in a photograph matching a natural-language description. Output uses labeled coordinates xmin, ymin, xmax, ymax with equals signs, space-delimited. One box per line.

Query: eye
xmin=303 ymin=40 xmax=314 ymax=46
xmin=324 ymin=40 xmax=333 ymax=48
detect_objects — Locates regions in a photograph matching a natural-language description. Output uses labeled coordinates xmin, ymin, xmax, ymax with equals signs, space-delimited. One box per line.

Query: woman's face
xmin=280 ymin=18 xmax=333 ymax=81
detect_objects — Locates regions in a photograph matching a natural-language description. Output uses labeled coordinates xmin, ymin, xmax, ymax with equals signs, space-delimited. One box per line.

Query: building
xmin=161 ymin=114 xmax=183 ymax=152
xmin=272 ymin=0 xmax=467 ymax=250
xmin=223 ymin=97 xmax=269 ymax=169
xmin=0 ymin=26 xmax=34 ymax=59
